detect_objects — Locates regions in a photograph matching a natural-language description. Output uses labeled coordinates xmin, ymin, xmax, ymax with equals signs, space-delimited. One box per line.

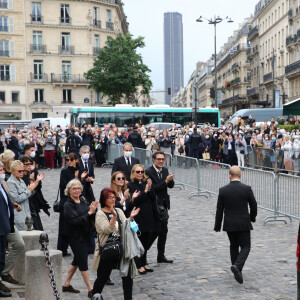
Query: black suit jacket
xmin=214 ymin=181 xmax=257 ymax=232
xmin=112 ymin=156 xmax=140 ymax=181
xmin=0 ymin=184 xmax=14 ymax=235
xmin=78 ymin=158 xmax=95 ymax=203
xmin=145 ymin=165 xmax=174 ymax=210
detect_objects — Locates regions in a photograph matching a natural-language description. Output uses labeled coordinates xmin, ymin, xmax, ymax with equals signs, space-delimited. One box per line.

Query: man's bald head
xmin=229 ymin=166 xmax=241 ymax=180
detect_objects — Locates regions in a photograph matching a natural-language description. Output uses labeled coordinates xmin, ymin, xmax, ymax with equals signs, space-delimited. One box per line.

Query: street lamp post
xmin=196 ymin=16 xmax=233 ymax=108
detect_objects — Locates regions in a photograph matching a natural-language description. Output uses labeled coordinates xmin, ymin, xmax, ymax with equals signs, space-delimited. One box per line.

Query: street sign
xmin=84 ymin=97 xmax=89 ymax=103
xmin=275 ymin=90 xmax=280 ymax=108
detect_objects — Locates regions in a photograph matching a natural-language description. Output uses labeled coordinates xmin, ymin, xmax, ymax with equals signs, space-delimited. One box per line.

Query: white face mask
xmin=205 ymin=135 xmax=209 ymax=139
xmin=82 ymin=153 xmax=89 ymax=160
xmin=124 ymin=151 xmax=132 ymax=158
xmin=30 ymin=151 xmax=36 ymax=158
xmin=0 ymin=173 xmax=5 ymax=182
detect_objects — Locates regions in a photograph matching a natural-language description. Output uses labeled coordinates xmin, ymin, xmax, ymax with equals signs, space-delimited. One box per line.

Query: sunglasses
xmin=135 ymin=170 xmax=144 ymax=174
xmin=24 ymin=163 xmax=33 ymax=166
xmin=17 ymin=170 xmax=24 ymax=173
xmin=66 ymin=159 xmax=74 ymax=162
xmin=116 ymin=177 xmax=125 ymax=181
xmin=156 ymin=158 xmax=165 ymax=161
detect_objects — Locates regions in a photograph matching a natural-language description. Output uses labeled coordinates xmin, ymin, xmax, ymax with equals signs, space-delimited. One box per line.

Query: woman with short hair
xmin=0 ymin=149 xmax=15 ymax=180
xmin=62 ymin=179 xmax=98 ymax=298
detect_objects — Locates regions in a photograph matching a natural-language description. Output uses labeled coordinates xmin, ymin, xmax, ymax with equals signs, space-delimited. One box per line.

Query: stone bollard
xmin=25 ymin=249 xmax=62 ymax=300
xmin=12 ymin=230 xmax=43 ymax=284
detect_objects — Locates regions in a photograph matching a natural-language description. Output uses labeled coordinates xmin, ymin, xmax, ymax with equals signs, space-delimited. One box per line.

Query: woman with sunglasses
xmin=57 ymin=153 xmax=85 ymax=256
xmin=127 ymin=164 xmax=160 ymax=275
xmin=6 ymin=160 xmax=41 ymax=230
xmin=111 ymin=171 xmax=140 ymax=218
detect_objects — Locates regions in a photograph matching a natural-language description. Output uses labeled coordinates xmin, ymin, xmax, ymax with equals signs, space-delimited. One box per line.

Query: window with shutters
xmin=34 ymin=89 xmax=44 ymax=102
xmin=31 ymin=2 xmax=42 ymax=23
xmin=60 ymin=4 xmax=70 ymax=24
xmin=0 ymin=65 xmax=9 ymax=81
xmin=0 ymin=17 xmax=8 ymax=32
xmin=0 ymin=41 xmax=9 ymax=57
xmin=63 ymin=89 xmax=72 ymax=103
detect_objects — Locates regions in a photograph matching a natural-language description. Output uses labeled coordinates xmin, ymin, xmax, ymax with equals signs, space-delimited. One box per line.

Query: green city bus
xmin=70 ymin=105 xmax=220 ymax=127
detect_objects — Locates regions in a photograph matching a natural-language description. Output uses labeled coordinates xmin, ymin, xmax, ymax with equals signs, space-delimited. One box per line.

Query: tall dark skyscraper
xmin=164 ymin=12 xmax=184 ymax=105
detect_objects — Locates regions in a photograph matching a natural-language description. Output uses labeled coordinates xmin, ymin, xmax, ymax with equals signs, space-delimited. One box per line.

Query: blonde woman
xmin=0 ymin=149 xmax=15 ymax=180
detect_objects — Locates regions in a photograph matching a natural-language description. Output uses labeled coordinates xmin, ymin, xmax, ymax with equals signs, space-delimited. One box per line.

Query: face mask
xmin=130 ymin=221 xmax=139 ymax=233
xmin=283 ymin=134 xmax=286 ymax=137
xmin=0 ymin=173 xmax=5 ymax=182
xmin=143 ymin=136 xmax=147 ymax=139
xmin=29 ymin=134 xmax=33 ymax=137
xmin=179 ymin=135 xmax=182 ymax=138
xmin=75 ymin=132 xmax=79 ymax=136
xmin=265 ymin=138 xmax=269 ymax=141
xmin=205 ymin=135 xmax=209 ymax=139
xmin=37 ymin=135 xmax=41 ymax=138
xmin=287 ymin=132 xmax=290 ymax=135
xmin=29 ymin=151 xmax=36 ymax=158
xmin=189 ymin=132 xmax=192 ymax=136
xmin=101 ymin=135 xmax=105 ymax=138
xmin=168 ymin=134 xmax=171 ymax=137
xmin=124 ymin=151 xmax=132 ymax=158
xmin=57 ymin=127 xmax=60 ymax=131
xmin=24 ymin=129 xmax=28 ymax=132
xmin=160 ymin=135 xmax=163 ymax=137
xmin=82 ymin=153 xmax=89 ymax=160
xmin=61 ymin=135 xmax=65 ymax=138
xmin=95 ymin=125 xmax=98 ymax=128
xmin=294 ymin=139 xmax=299 ymax=143
xmin=118 ymin=133 xmax=121 ymax=136
xmin=95 ymin=134 xmax=99 ymax=137
xmin=296 ymin=132 xmax=299 ymax=135
xmin=272 ymin=137 xmax=276 ymax=141
xmin=5 ymin=135 xmax=10 ymax=139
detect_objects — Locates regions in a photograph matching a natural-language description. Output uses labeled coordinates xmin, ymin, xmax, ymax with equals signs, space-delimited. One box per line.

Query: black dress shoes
xmin=62 ymin=252 xmax=72 ymax=257
xmin=231 ymin=265 xmax=243 ymax=284
xmin=157 ymin=256 xmax=173 ymax=264
xmin=0 ymin=289 xmax=12 ymax=297
xmin=105 ymin=278 xmax=114 ymax=285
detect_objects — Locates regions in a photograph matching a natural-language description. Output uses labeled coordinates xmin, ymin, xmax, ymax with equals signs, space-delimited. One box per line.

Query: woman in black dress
xmin=62 ymin=179 xmax=98 ymax=298
xmin=57 ymin=153 xmax=85 ymax=256
xmin=127 ymin=164 xmax=160 ymax=275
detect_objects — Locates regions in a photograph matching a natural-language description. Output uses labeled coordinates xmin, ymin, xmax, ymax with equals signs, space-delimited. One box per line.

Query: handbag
xmin=99 ymin=210 xmax=123 ymax=261
xmin=153 ymin=143 xmax=160 ymax=151
xmin=202 ymin=152 xmax=210 ymax=160
xmin=240 ymin=150 xmax=245 ymax=155
xmin=155 ymin=196 xmax=169 ymax=222
xmin=178 ymin=145 xmax=184 ymax=154
xmin=53 ymin=187 xmax=60 ymax=213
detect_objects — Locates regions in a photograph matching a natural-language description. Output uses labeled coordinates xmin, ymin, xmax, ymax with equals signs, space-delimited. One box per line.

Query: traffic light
xmin=168 ymin=88 xmax=171 ymax=95
xmin=210 ymin=88 xmax=215 ymax=99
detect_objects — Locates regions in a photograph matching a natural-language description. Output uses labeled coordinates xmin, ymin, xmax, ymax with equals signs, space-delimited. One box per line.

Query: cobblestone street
xmin=8 ymin=167 xmax=298 ymax=299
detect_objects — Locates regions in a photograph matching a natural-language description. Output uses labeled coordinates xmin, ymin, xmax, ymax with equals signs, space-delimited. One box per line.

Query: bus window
xmin=171 ymin=113 xmax=191 ymax=124
xmin=114 ymin=113 xmax=134 ymax=126
xmin=197 ymin=112 xmax=218 ymax=125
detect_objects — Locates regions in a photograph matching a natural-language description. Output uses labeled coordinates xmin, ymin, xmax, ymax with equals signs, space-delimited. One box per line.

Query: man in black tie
xmin=146 ymin=151 xmax=174 ymax=263
xmin=111 ymin=142 xmax=140 ymax=181
xmin=78 ymin=145 xmax=95 ymax=204
xmin=214 ymin=166 xmax=257 ymax=284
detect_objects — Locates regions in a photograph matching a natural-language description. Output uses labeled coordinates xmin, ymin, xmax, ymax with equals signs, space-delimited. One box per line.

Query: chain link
xmin=42 ymin=242 xmax=61 ymax=300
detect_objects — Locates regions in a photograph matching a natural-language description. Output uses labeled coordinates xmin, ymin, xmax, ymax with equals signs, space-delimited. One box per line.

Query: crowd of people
xmin=0 ymin=115 xmax=298 ymax=298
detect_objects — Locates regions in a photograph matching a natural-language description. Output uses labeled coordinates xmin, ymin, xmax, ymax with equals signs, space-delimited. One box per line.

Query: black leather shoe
xmin=0 ymin=289 xmax=12 ymax=297
xmin=157 ymin=256 xmax=173 ymax=264
xmin=62 ymin=252 xmax=72 ymax=257
xmin=105 ymin=278 xmax=114 ymax=286
xmin=231 ymin=265 xmax=243 ymax=284
xmin=138 ymin=270 xmax=147 ymax=275
xmin=145 ymin=268 xmax=154 ymax=272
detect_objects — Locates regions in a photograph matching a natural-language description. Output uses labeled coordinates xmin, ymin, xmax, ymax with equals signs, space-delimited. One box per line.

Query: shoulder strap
xmin=56 ymin=187 xmax=60 ymax=201
xmin=2 ymin=181 xmax=8 ymax=193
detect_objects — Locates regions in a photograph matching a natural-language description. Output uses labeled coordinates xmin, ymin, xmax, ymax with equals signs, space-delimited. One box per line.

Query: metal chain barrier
xmin=40 ymin=233 xmax=61 ymax=300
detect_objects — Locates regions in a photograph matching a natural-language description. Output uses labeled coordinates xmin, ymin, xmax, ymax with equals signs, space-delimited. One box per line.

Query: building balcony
xmin=252 ymin=45 xmax=259 ymax=55
xmin=0 ymin=50 xmax=9 ymax=57
xmin=246 ymin=48 xmax=251 ymax=57
xmin=285 ymin=60 xmax=300 ymax=78
xmin=93 ymin=20 xmax=101 ymax=29
xmin=220 ymin=94 xmax=247 ymax=106
xmin=231 ymin=62 xmax=240 ymax=71
xmin=248 ymin=25 xmax=259 ymax=40
xmin=286 ymin=34 xmax=297 ymax=47
xmin=31 ymin=15 xmax=43 ymax=24
xmin=231 ymin=77 xmax=241 ymax=87
xmin=51 ymin=74 xmax=89 ymax=84
xmin=244 ymin=76 xmax=251 ymax=83
xmin=30 ymin=73 xmax=48 ymax=83
xmin=93 ymin=47 xmax=101 ymax=56
xmin=263 ymin=72 xmax=272 ymax=83
xmin=0 ymin=25 xmax=9 ymax=32
xmin=58 ymin=45 xmax=74 ymax=55
xmin=30 ymin=44 xmax=47 ymax=54
xmin=0 ymin=75 xmax=10 ymax=82
xmin=59 ymin=17 xmax=71 ymax=25
xmin=247 ymin=87 xmax=259 ymax=97
xmin=106 ymin=21 xmax=114 ymax=31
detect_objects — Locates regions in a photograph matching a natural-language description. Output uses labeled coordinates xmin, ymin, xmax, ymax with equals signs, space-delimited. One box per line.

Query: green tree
xmin=85 ymin=33 xmax=152 ymax=106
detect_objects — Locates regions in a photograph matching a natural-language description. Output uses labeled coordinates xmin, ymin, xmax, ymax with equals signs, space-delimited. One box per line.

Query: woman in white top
xmin=292 ymin=136 xmax=300 ymax=174
xmin=174 ymin=132 xmax=185 ymax=156
xmin=281 ymin=135 xmax=294 ymax=171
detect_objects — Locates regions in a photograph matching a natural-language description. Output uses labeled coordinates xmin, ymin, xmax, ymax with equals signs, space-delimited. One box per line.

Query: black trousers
xmin=93 ymin=258 xmax=133 ymax=300
xmin=135 ymin=232 xmax=158 ymax=268
xmin=227 ymin=230 xmax=251 ymax=271
xmin=0 ymin=235 xmax=6 ymax=278
xmin=157 ymin=221 xmax=168 ymax=259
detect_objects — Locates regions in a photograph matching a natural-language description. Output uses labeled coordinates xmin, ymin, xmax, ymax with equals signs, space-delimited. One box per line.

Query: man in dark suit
xmin=126 ymin=126 xmax=143 ymax=148
xmin=146 ymin=151 xmax=174 ymax=263
xmin=6 ymin=130 xmax=20 ymax=159
xmin=214 ymin=166 xmax=257 ymax=284
xmin=0 ymin=161 xmax=14 ymax=297
xmin=78 ymin=145 xmax=95 ymax=204
xmin=111 ymin=142 xmax=140 ymax=181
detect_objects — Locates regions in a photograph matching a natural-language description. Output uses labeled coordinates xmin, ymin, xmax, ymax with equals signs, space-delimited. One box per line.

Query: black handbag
xmin=156 ymin=196 xmax=169 ymax=222
xmin=240 ymin=150 xmax=245 ymax=155
xmin=99 ymin=210 xmax=123 ymax=261
xmin=178 ymin=145 xmax=184 ymax=154
xmin=53 ymin=188 xmax=60 ymax=213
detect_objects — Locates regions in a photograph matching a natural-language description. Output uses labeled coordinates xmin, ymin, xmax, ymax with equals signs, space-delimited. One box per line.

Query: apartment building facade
xmin=0 ymin=0 xmax=128 ymax=119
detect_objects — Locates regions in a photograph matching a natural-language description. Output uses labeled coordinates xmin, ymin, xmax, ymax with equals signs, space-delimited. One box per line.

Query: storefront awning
xmin=283 ymin=98 xmax=300 ymax=116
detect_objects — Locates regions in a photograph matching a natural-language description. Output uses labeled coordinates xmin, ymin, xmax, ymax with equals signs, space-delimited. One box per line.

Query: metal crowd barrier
xmin=132 ymin=147 xmax=153 ymax=169
xmin=102 ymin=143 xmax=122 ymax=167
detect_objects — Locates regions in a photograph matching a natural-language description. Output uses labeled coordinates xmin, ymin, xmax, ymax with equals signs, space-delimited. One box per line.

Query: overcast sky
xmin=123 ymin=0 xmax=259 ymax=91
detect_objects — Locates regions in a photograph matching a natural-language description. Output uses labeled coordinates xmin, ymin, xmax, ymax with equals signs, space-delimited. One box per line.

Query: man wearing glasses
xmin=146 ymin=151 xmax=174 ymax=263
